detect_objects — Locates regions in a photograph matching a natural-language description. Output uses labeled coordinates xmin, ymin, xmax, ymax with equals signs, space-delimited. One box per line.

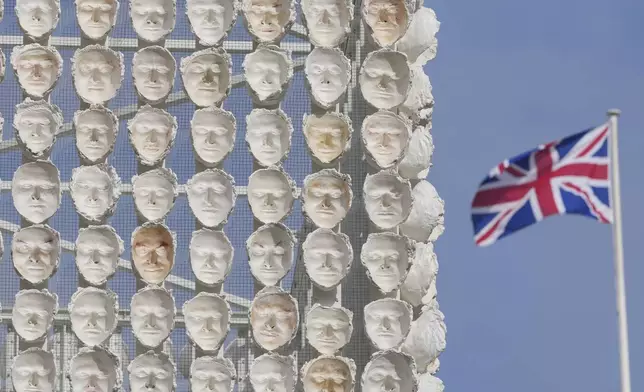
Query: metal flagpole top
xmin=608 ymin=108 xmax=622 ymax=116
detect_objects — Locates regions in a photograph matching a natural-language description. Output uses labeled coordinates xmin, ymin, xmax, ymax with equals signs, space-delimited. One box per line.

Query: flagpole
xmin=607 ymin=108 xmax=631 ymax=392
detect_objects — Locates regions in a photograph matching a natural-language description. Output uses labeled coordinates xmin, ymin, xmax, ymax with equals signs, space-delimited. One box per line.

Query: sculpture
xmin=305 ymin=304 xmax=353 ymax=355
xmin=303 ymin=112 xmax=352 ymax=166
xmin=68 ymin=347 xmax=121 ymax=392
xmin=190 ymin=229 xmax=234 ymax=286
xmin=246 ymin=108 xmax=293 ymax=167
xmin=243 ymin=45 xmax=293 ymax=104
xmin=301 ymin=356 xmax=355 ymax=392
xmin=12 ymin=160 xmax=61 ymax=224
xmin=128 ymin=105 xmax=177 ymax=166
xmin=241 ymin=0 xmax=294 ymax=43
xmin=359 ymin=49 xmax=410 ymax=110
xmin=187 ymin=0 xmax=237 ymax=46
xmin=400 ymin=241 xmax=438 ymax=307
xmin=72 ymin=45 xmax=124 ymax=105
xmin=69 ymin=287 xmax=119 ymax=347
xmin=364 ymin=298 xmax=412 ymax=350
xmin=12 ymin=224 xmax=60 ymax=285
xmin=361 ymin=232 xmax=412 ymax=294
xmin=399 ymin=66 xmax=434 ymax=124
xmin=361 ymin=0 xmax=409 ymax=47
xmin=15 ymin=0 xmax=60 ymax=39
xmin=11 ymin=44 xmax=63 ymax=99
xmin=132 ymin=46 xmax=176 ymax=104
xmin=395 ymin=7 xmax=440 ymax=66
xmin=363 ymin=170 xmax=413 ymax=230
xmin=75 ymin=225 xmax=124 ymax=286
xmin=361 ymin=351 xmax=417 ymax=392
xmin=14 ymin=99 xmax=63 ymax=159
xmin=398 ymin=124 xmax=433 ymax=179
xmin=305 ymin=48 xmax=351 ymax=108
xmin=130 ymin=0 xmax=176 ymax=43
xmin=247 ymin=167 xmax=296 ymax=224
xmin=75 ymin=0 xmax=119 ymax=40
xmin=12 ymin=289 xmax=58 ymax=342
xmin=190 ymin=107 xmax=236 ymax=167
xmin=400 ymin=305 xmax=447 ymax=373
xmin=74 ymin=105 xmax=119 ymax=163
xmin=131 ymin=223 xmax=176 ymax=285
xmin=128 ymin=351 xmax=176 ymax=392
xmin=11 ymin=348 xmax=56 ymax=392
xmin=250 ymin=353 xmax=296 ymax=392
xmin=302 ymin=228 xmax=352 ymax=290
xmin=70 ymin=164 xmax=121 ymax=222
xmin=132 ymin=168 xmax=178 ymax=222
xmin=399 ymin=180 xmax=445 ymax=243
xmin=190 ymin=356 xmax=236 ymax=392
xmin=130 ymin=286 xmax=176 ymax=348
xmin=418 ymin=373 xmax=444 ymax=392
xmin=186 ymin=169 xmax=236 ymax=228
xmin=247 ymin=223 xmax=295 ymax=287
xmin=302 ymin=169 xmax=352 ymax=229
xmin=362 ymin=110 xmax=411 ymax=169
xmin=183 ymin=292 xmax=231 ymax=351
xmin=180 ymin=47 xmax=231 ymax=107
xmin=300 ymin=0 xmax=352 ymax=47
xmin=249 ymin=287 xmax=298 ymax=351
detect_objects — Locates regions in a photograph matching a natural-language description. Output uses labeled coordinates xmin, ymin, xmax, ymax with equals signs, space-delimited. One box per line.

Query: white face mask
xmin=302 ymin=170 xmax=352 ymax=229
xmin=359 ymin=50 xmax=410 ymax=110
xmin=184 ymin=293 xmax=230 ymax=351
xmin=246 ymin=109 xmax=292 ymax=167
xmin=69 ymin=349 xmax=120 ymax=392
xmin=128 ymin=106 xmax=177 ymax=165
xmin=305 ymin=48 xmax=350 ymax=108
xmin=190 ymin=108 xmax=236 ymax=166
xmin=16 ymin=0 xmax=60 ymax=39
xmin=181 ymin=48 xmax=231 ymax=107
xmin=362 ymin=0 xmax=408 ymax=47
xmin=250 ymin=354 xmax=296 ymax=392
xmin=361 ymin=233 xmax=411 ymax=294
xmin=14 ymin=100 xmax=63 ymax=159
xmin=132 ymin=169 xmax=177 ymax=222
xmin=243 ymin=46 xmax=292 ymax=103
xmin=186 ymin=169 xmax=236 ymax=228
xmin=70 ymin=165 xmax=120 ymax=222
xmin=129 ymin=0 xmax=175 ymax=42
xmin=130 ymin=287 xmax=175 ymax=348
xmin=247 ymin=224 xmax=294 ymax=287
xmin=132 ymin=46 xmax=176 ymax=104
xmin=12 ymin=225 xmax=60 ymax=284
xmin=72 ymin=46 xmax=124 ymax=105
xmin=11 ymin=349 xmax=56 ymax=392
xmin=187 ymin=0 xmax=236 ymax=46
xmin=69 ymin=288 xmax=118 ymax=347
xmin=301 ymin=0 xmax=350 ymax=47
xmin=363 ymin=171 xmax=413 ymax=230
xmin=247 ymin=169 xmax=295 ymax=224
xmin=12 ymin=290 xmax=58 ymax=342
xmin=302 ymin=357 xmax=354 ymax=392
xmin=75 ymin=0 xmax=119 ymax=40
xmin=242 ymin=0 xmax=292 ymax=43
xmin=362 ymin=353 xmax=416 ymax=392
xmin=305 ymin=306 xmax=352 ymax=355
xmin=302 ymin=229 xmax=352 ymax=290
xmin=12 ymin=45 xmax=62 ymax=99
xmin=362 ymin=111 xmax=410 ymax=169
xmin=364 ymin=299 xmax=412 ymax=350
xmin=190 ymin=357 xmax=236 ymax=392
xmin=12 ymin=161 xmax=61 ymax=224
xmin=75 ymin=226 xmax=122 ymax=285
xmin=74 ymin=107 xmax=118 ymax=163
xmin=128 ymin=352 xmax=175 ymax=392
xmin=190 ymin=229 xmax=234 ymax=286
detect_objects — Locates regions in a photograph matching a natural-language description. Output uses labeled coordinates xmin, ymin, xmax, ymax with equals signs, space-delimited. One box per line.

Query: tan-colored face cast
xmin=132 ymin=226 xmax=174 ymax=284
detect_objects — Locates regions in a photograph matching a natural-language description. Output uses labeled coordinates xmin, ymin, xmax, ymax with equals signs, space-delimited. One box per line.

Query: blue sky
xmin=428 ymin=0 xmax=644 ymax=390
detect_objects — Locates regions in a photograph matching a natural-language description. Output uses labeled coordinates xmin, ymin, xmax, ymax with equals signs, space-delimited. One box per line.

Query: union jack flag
xmin=471 ymin=123 xmax=613 ymax=247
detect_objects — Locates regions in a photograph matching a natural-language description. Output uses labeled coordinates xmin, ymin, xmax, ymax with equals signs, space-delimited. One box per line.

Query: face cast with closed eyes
xmin=362 ymin=0 xmax=408 ymax=47
xmin=187 ymin=170 xmax=236 ymax=228
xmin=244 ymin=47 xmax=292 ymax=103
xmin=16 ymin=0 xmax=60 ymax=39
xmin=69 ymin=288 xmax=118 ymax=347
xmin=250 ymin=289 xmax=298 ymax=351
xmin=11 ymin=349 xmax=56 ymax=392
xmin=364 ymin=171 xmax=412 ymax=229
xmin=302 ymin=357 xmax=354 ymax=392
xmin=303 ymin=113 xmax=351 ymax=165
xmin=133 ymin=169 xmax=177 ymax=222
xmin=12 ymin=289 xmax=57 ymax=342
xmin=187 ymin=0 xmax=236 ymax=46
xmin=181 ymin=49 xmax=231 ymax=107
xmin=131 ymin=288 xmax=175 ymax=348
xmin=359 ymin=51 xmax=410 ymax=110
xmin=76 ymin=226 xmax=123 ymax=285
xmin=130 ymin=0 xmax=175 ymax=43
xmin=250 ymin=354 xmax=295 ymax=392
xmin=362 ymin=353 xmax=415 ymax=392
xmin=190 ymin=357 xmax=236 ymax=392
xmin=361 ymin=233 xmax=410 ymax=293
xmin=12 ymin=45 xmax=62 ymax=99
xmin=306 ymin=306 xmax=352 ymax=355
xmin=70 ymin=165 xmax=120 ymax=222
xmin=242 ymin=0 xmax=292 ymax=43
xmin=305 ymin=48 xmax=350 ymax=108
xmin=12 ymin=161 xmax=60 ymax=224
xmin=246 ymin=109 xmax=292 ymax=167
xmin=129 ymin=106 xmax=177 ymax=165
xmin=302 ymin=229 xmax=352 ymax=290
xmin=247 ymin=224 xmax=295 ymax=287
xmin=69 ymin=348 xmax=120 ymax=392
xmin=184 ymin=293 xmax=230 ymax=351
xmin=301 ymin=0 xmax=350 ymax=47
xmin=190 ymin=229 xmax=234 ymax=286
xmin=12 ymin=225 xmax=60 ymax=284
xmin=247 ymin=169 xmax=295 ymax=224
xmin=133 ymin=46 xmax=176 ymax=104
xmin=73 ymin=46 xmax=124 ymax=105
xmin=364 ymin=299 xmax=411 ymax=350
xmin=14 ymin=100 xmax=63 ymax=158
xmin=128 ymin=352 xmax=175 ymax=392
xmin=132 ymin=225 xmax=175 ymax=285
xmin=302 ymin=170 xmax=352 ymax=229
xmin=75 ymin=0 xmax=119 ymax=40
xmin=191 ymin=108 xmax=236 ymax=166
xmin=74 ymin=107 xmax=118 ymax=163
xmin=362 ymin=111 xmax=410 ymax=169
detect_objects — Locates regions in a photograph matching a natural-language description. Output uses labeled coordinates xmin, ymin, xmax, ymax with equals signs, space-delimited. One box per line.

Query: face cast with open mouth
xmin=243 ymin=45 xmax=292 ymax=103
xmin=130 ymin=0 xmax=175 ymax=43
xmin=305 ymin=47 xmax=350 ymax=108
xmin=359 ymin=50 xmax=410 ymax=110
xmin=181 ymin=48 xmax=231 ymax=107
xmin=74 ymin=106 xmax=118 ymax=163
xmin=16 ymin=0 xmax=60 ymax=39
xmin=363 ymin=170 xmax=412 ymax=230
xmin=250 ymin=288 xmax=298 ymax=351
xmin=364 ymin=299 xmax=412 ymax=350
xmin=302 ymin=229 xmax=352 ymax=290
xmin=362 ymin=0 xmax=408 ymax=47
xmin=11 ymin=348 xmax=56 ymax=392
xmin=247 ymin=168 xmax=295 ymax=224
xmin=305 ymin=305 xmax=352 ymax=355
xmin=12 ymin=225 xmax=60 ymax=284
xmin=242 ymin=0 xmax=292 ymax=43
xmin=12 ymin=44 xmax=62 ymax=99
xmin=132 ymin=46 xmax=176 ymax=104
xmin=128 ymin=351 xmax=175 ymax=392
xmin=72 ymin=45 xmax=123 ymax=105
xmin=76 ymin=226 xmax=123 ymax=285
xmin=131 ymin=225 xmax=175 ymax=285
xmin=302 ymin=169 xmax=352 ymax=229
xmin=69 ymin=287 xmax=118 ymax=347
xmin=131 ymin=287 xmax=175 ymax=348
xmin=361 ymin=232 xmax=411 ymax=294
xmin=184 ymin=292 xmax=230 ymax=351
xmin=132 ymin=168 xmax=178 ymax=222
xmin=301 ymin=0 xmax=351 ymax=47
xmin=246 ymin=108 xmax=292 ymax=167
xmin=190 ymin=107 xmax=236 ymax=166
xmin=75 ymin=0 xmax=119 ymax=40
xmin=128 ymin=106 xmax=177 ymax=166
xmin=247 ymin=224 xmax=295 ymax=287
xmin=12 ymin=289 xmax=58 ymax=342
xmin=69 ymin=348 xmax=120 ymax=392
xmin=12 ymin=161 xmax=60 ymax=224
xmin=187 ymin=0 xmax=236 ymax=46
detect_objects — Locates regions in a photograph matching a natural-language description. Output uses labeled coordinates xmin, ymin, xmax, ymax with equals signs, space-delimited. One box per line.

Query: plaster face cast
xmin=70 ymin=165 xmax=120 ymax=222
xmin=75 ymin=0 xmax=119 ymax=40
xmin=250 ymin=289 xmax=298 ymax=351
xmin=398 ymin=124 xmax=433 ymax=180
xmin=191 ymin=357 xmax=236 ymax=392
xmin=362 ymin=0 xmax=408 ymax=47
xmin=401 ymin=306 xmax=446 ymax=372
xmin=305 ymin=48 xmax=350 ymax=108
xmin=72 ymin=46 xmax=123 ymax=105
xmin=131 ymin=287 xmax=176 ymax=348
xmin=14 ymin=100 xmax=63 ymax=159
xmin=69 ymin=348 xmax=120 ymax=392
xmin=132 ymin=225 xmax=175 ymax=285
xmin=191 ymin=107 xmax=236 ymax=166
xmin=128 ymin=106 xmax=177 ymax=166
xmin=12 ymin=225 xmax=60 ymax=284
xmin=243 ymin=46 xmax=292 ymax=103
xmin=399 ymin=180 xmax=445 ymax=243
xmin=359 ymin=50 xmax=410 ymax=110
xmin=396 ymin=7 xmax=440 ymax=66
xmin=130 ymin=0 xmax=175 ymax=42
xmin=15 ymin=0 xmax=60 ymax=39
xmin=362 ymin=111 xmax=410 ymax=169
xmin=302 ymin=357 xmax=354 ymax=392
xmin=11 ymin=349 xmax=56 ymax=392
xmin=364 ymin=171 xmax=413 ymax=229
xmin=133 ymin=168 xmax=178 ymax=222
xmin=250 ymin=354 xmax=296 ymax=392
xmin=302 ymin=170 xmax=352 ymax=229
xmin=74 ymin=106 xmax=118 ymax=163
xmin=364 ymin=299 xmax=412 ymax=350
xmin=246 ymin=109 xmax=292 ymax=167
xmin=247 ymin=168 xmax=295 ymax=224
xmin=12 ymin=161 xmax=61 ymax=224
xmin=242 ymin=0 xmax=293 ymax=43
xmin=76 ymin=226 xmax=123 ymax=285
xmin=133 ymin=46 xmax=176 ymax=104
xmin=361 ymin=233 xmax=411 ymax=293
xmin=187 ymin=169 xmax=236 ymax=227
xmin=301 ymin=0 xmax=351 ymax=47
xmin=247 ymin=224 xmax=295 ymax=287
xmin=11 ymin=44 xmax=62 ymax=99
xmin=184 ymin=293 xmax=230 ymax=351
xmin=302 ymin=229 xmax=352 ymax=290
xmin=180 ymin=48 xmax=231 ymax=107
xmin=305 ymin=305 xmax=352 ymax=355
xmin=12 ymin=289 xmax=57 ymax=342
xmin=362 ymin=352 xmax=416 ymax=392
xmin=303 ymin=113 xmax=352 ymax=165
xmin=129 ymin=352 xmax=175 ymax=392
xmin=69 ymin=287 xmax=118 ymax=347
xmin=187 ymin=0 xmax=236 ymax=46
xmin=400 ymin=242 xmax=438 ymax=307
xmin=190 ymin=229 xmax=234 ymax=286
